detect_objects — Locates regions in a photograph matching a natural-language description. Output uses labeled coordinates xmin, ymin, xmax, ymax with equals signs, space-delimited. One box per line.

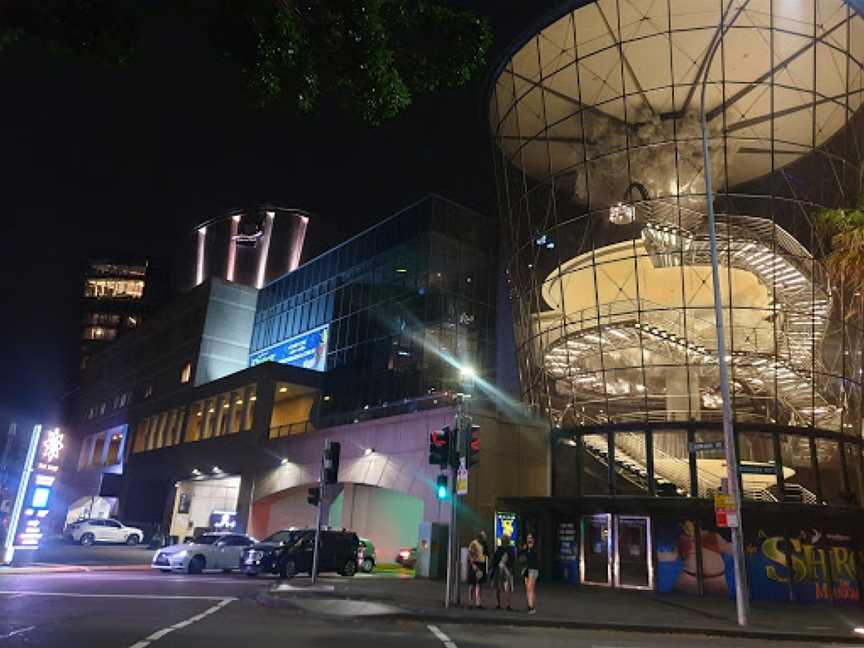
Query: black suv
xmin=241 ymin=528 xmax=359 ymax=578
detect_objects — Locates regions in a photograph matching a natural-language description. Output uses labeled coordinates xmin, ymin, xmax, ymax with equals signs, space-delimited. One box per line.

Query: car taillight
xmin=399 ymin=550 xmax=410 ymax=559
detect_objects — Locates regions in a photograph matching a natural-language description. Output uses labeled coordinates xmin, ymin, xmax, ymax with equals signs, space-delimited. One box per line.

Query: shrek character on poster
xmin=657 ymin=520 xmax=734 ymax=595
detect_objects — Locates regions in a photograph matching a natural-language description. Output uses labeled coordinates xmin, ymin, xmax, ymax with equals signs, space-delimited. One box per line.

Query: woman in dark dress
xmin=520 ymin=533 xmax=539 ymax=614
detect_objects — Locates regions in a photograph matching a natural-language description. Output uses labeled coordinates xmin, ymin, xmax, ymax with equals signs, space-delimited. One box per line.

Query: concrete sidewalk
xmin=258 ymin=575 xmax=864 ymax=643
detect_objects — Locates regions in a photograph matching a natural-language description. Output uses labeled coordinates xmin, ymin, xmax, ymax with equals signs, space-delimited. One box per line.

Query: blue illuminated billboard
xmin=249 ymin=324 xmax=329 ymax=371
xmin=31 ymin=487 xmax=51 ymax=509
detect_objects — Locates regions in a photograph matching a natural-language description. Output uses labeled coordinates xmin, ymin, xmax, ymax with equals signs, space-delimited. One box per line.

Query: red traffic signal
xmin=468 ymin=424 xmax=480 ymax=467
xmin=429 ymin=426 xmax=452 ymax=466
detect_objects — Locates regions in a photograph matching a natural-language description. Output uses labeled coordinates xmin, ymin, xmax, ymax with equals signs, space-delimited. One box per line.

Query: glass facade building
xmin=488 ymin=0 xmax=864 ymax=600
xmin=251 ymin=195 xmax=497 ymax=420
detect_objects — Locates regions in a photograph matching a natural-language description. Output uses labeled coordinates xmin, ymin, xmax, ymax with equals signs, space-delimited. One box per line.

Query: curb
xmin=255 ymin=590 xmax=864 ymax=644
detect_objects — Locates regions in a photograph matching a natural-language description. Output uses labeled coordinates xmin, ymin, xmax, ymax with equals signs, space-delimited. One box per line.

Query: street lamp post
xmin=699 ymin=11 xmax=750 ymax=627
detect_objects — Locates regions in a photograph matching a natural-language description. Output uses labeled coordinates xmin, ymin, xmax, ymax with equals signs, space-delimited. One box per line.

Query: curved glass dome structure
xmin=490 ymin=0 xmax=864 ymax=502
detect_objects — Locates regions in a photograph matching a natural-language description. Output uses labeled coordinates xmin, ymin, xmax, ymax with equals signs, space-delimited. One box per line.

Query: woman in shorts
xmin=521 ymin=533 xmax=539 ymax=614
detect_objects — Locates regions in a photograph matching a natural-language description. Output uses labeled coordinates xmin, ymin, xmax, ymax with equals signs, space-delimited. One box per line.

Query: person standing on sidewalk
xmin=467 ymin=531 xmax=487 ymax=609
xmin=490 ymin=534 xmax=516 ymax=610
xmin=520 ymin=533 xmax=539 ymax=614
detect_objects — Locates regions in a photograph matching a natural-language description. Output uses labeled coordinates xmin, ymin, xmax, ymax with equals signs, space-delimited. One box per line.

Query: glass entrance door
xmin=614 ymin=516 xmax=653 ymax=590
xmin=580 ymin=514 xmax=611 ymax=586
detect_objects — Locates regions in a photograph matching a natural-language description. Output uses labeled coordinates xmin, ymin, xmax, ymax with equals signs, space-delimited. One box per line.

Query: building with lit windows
xmin=79 ymin=259 xmax=155 ymax=372
xmin=488 ymin=0 xmax=864 ymax=603
xmin=65 ymin=195 xmax=548 ymax=563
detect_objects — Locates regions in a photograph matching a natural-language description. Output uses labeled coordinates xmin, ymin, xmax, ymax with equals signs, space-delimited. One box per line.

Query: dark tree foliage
xmin=0 ymin=0 xmax=492 ymax=125
xmin=0 ymin=0 xmax=138 ymax=65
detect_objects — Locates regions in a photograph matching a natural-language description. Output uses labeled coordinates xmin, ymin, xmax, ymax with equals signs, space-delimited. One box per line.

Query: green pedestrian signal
xmin=436 ymin=474 xmax=448 ymax=499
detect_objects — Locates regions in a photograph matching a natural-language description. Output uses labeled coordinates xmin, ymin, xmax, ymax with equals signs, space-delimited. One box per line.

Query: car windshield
xmin=193 ymin=535 xmax=221 ymax=545
xmin=264 ymin=531 xmax=297 ymax=544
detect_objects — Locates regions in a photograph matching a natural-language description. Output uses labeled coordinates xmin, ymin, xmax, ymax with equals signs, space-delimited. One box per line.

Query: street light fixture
xmin=459 ymin=365 xmax=476 ymax=380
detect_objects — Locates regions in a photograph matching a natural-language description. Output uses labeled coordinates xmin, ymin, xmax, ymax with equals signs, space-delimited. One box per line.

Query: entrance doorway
xmin=580 ymin=514 xmax=653 ymax=590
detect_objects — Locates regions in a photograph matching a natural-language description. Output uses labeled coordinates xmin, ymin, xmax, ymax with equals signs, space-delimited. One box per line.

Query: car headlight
xmin=248 ymin=550 xmax=263 ymax=561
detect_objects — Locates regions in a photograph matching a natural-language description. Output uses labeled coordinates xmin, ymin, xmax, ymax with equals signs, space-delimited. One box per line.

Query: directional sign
xmin=689 ymin=440 xmax=724 ymax=452
xmin=739 ymin=463 xmax=777 ymax=475
xmin=456 ymin=457 xmax=468 ymax=496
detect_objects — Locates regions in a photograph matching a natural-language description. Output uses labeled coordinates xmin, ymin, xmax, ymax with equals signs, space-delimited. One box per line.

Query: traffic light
xmin=468 ymin=424 xmax=480 ymax=467
xmin=307 ymin=487 xmax=320 ymax=506
xmin=429 ymin=426 xmax=452 ymax=466
xmin=323 ymin=441 xmax=341 ymax=484
xmin=435 ymin=474 xmax=448 ymax=499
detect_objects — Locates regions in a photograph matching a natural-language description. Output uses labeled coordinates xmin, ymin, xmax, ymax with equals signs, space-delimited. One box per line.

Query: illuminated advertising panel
xmin=2 ymin=426 xmax=64 ymax=564
xmin=249 ymin=324 xmax=328 ymax=371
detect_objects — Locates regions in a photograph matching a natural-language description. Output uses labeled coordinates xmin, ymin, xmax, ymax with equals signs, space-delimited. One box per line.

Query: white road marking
xmin=0 ymin=625 xmax=35 ymax=640
xmin=0 ymin=591 xmax=231 ymax=600
xmin=126 ymin=597 xmax=234 ymax=648
xmin=427 ymin=624 xmax=458 ymax=648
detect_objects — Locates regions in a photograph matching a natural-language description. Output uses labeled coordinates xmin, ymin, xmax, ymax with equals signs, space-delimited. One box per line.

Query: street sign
xmin=456 ymin=457 xmax=468 ymax=496
xmin=714 ymin=493 xmax=738 ymax=528
xmin=689 ymin=440 xmax=724 ymax=452
xmin=739 ymin=463 xmax=776 ymax=475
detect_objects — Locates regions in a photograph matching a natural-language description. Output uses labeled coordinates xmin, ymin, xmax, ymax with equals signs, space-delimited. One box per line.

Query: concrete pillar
xmin=235 ymin=471 xmax=256 ymax=534
xmin=252 ymin=377 xmax=276 ymax=442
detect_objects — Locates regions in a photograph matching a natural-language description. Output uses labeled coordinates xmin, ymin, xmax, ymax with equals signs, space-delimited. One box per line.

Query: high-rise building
xmin=80 ymin=259 xmax=152 ymax=372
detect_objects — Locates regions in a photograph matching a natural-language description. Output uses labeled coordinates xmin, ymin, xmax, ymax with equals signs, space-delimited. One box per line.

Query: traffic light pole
xmin=445 ymin=394 xmax=470 ymax=609
xmin=311 ymin=441 xmax=326 ymax=586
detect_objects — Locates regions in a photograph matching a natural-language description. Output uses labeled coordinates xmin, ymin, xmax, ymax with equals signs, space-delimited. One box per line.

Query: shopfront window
xmin=844 ymin=443 xmax=863 ymax=507
xmin=693 ymin=430 xmax=727 ymax=499
xmin=581 ymin=433 xmax=610 ymax=495
xmin=739 ymin=432 xmax=778 ymax=501
xmin=654 ymin=429 xmax=692 ymax=497
xmin=105 ymin=431 xmax=123 ymax=465
xmin=779 ymin=434 xmax=819 ymax=504
xmin=816 ymin=438 xmax=845 ymax=505
xmin=612 ymin=430 xmax=648 ymax=495
xmin=245 ymin=386 xmax=257 ymax=431
xmin=186 ymin=402 xmax=204 ymax=442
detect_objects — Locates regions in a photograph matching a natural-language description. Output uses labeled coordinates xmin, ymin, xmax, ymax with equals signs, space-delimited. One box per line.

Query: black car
xmin=241 ymin=528 xmax=359 ymax=578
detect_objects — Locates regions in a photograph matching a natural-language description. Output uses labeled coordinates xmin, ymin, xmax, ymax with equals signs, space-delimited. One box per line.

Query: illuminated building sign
xmin=249 ymin=324 xmax=329 ymax=372
xmin=209 ymin=510 xmax=238 ymax=530
xmin=2 ymin=426 xmax=64 ymax=564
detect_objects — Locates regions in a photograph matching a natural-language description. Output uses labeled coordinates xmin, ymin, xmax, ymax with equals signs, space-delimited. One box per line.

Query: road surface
xmin=0 ymin=571 xmax=851 ymax=647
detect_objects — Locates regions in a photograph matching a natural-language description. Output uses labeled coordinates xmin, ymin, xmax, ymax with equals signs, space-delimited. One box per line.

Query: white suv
xmin=65 ymin=519 xmax=144 ymax=546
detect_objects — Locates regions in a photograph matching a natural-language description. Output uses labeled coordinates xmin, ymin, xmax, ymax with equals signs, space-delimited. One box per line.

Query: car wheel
xmin=160 ymin=569 xmax=172 ymax=574
xmin=126 ymin=534 xmax=140 ymax=545
xmin=188 ymin=555 xmax=205 ymax=575
xmin=361 ymin=558 xmax=374 ymax=573
xmin=342 ymin=559 xmax=357 ymax=577
xmin=80 ymin=533 xmax=95 ymax=546
xmin=244 ymin=572 xmax=258 ymax=578
xmin=278 ymin=559 xmax=296 ymax=579
xmin=222 ymin=569 xmax=233 ymax=574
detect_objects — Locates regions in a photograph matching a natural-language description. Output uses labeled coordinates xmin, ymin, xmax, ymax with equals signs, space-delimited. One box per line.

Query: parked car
xmin=64 ymin=519 xmax=144 ymax=546
xmin=358 ymin=538 xmax=376 ymax=573
xmin=396 ymin=546 xmax=417 ymax=568
xmin=152 ymin=532 xmax=256 ymax=574
xmin=242 ymin=528 xmax=359 ymax=578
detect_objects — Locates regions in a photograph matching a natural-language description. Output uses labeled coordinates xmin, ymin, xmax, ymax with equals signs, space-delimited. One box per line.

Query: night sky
xmin=0 ymin=1 xmax=547 ymax=420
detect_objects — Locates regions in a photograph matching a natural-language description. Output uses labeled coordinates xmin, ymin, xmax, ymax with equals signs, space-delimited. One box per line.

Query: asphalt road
xmin=0 ymin=571 xmax=852 ymax=647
